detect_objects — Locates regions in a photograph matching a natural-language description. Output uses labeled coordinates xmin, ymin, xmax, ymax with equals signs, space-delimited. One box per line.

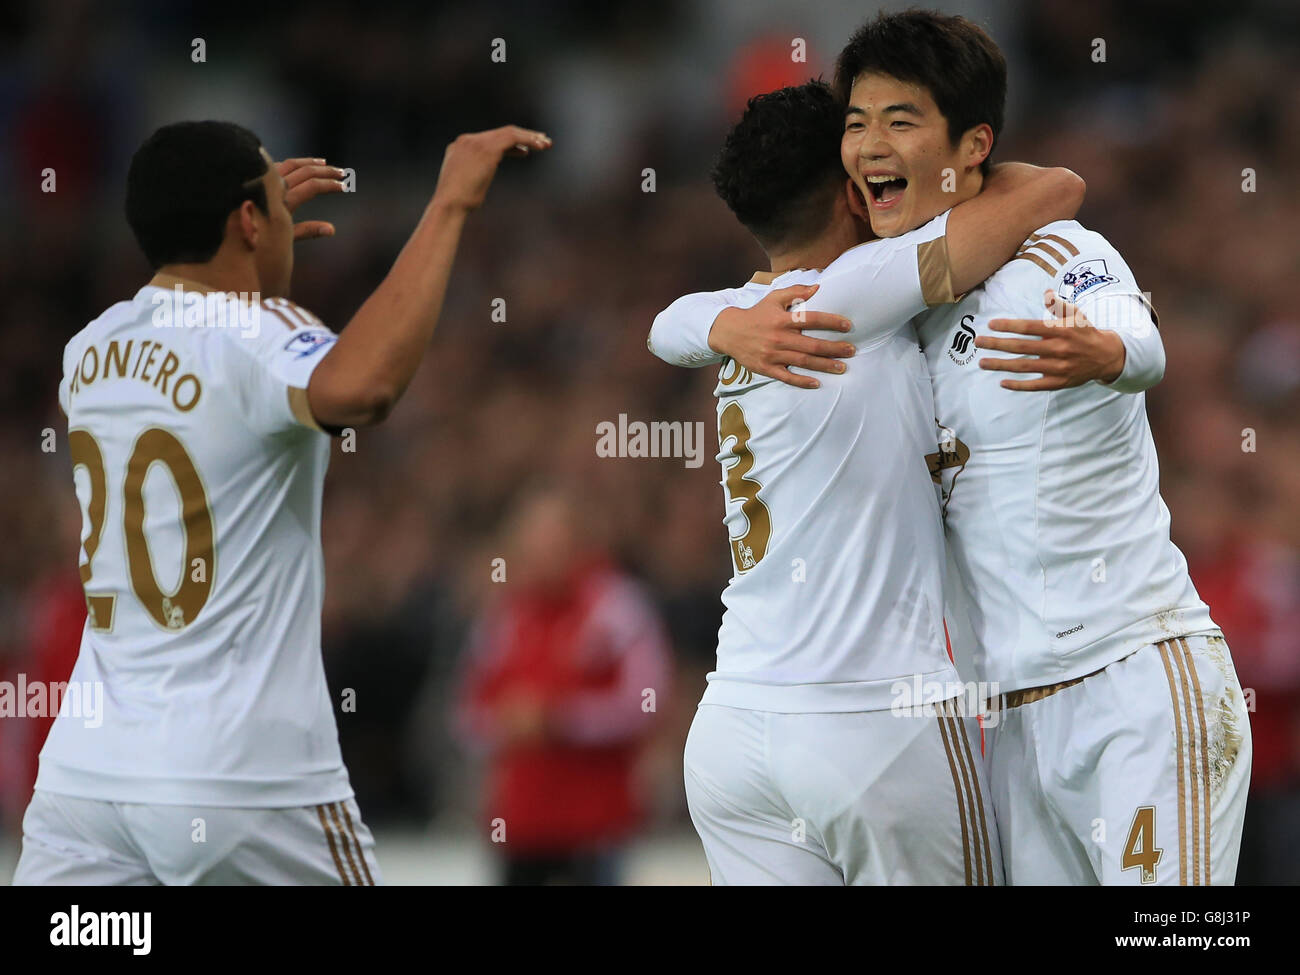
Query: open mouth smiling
xmin=864 ymin=173 xmax=908 ymax=206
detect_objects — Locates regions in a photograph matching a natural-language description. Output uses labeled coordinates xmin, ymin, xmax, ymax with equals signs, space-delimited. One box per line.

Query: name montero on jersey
xmin=67 ymin=339 xmax=202 ymax=413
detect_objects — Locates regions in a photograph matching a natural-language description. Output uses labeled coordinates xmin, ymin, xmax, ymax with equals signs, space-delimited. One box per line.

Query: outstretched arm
xmin=648 ymin=283 xmax=854 ymax=390
xmin=660 ymin=164 xmax=1086 ymax=389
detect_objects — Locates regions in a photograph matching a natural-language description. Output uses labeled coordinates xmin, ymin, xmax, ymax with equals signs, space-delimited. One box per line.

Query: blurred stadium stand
xmin=0 ymin=0 xmax=1297 ymax=883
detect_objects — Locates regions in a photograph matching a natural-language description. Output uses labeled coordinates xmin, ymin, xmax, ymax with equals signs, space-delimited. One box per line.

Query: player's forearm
xmin=648 ymin=291 xmax=730 ymax=367
xmin=1095 ymin=300 xmax=1165 ymax=393
xmin=309 ymin=198 xmax=469 ymax=427
xmin=946 ymin=163 xmax=1085 ymax=296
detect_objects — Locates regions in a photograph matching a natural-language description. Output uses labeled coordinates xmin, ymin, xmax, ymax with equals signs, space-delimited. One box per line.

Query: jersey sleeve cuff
xmin=287 ymin=385 xmax=323 ymax=432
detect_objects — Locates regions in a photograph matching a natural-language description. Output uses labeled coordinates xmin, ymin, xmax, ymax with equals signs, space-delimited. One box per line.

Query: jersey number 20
xmin=69 ymin=428 xmax=215 ymax=632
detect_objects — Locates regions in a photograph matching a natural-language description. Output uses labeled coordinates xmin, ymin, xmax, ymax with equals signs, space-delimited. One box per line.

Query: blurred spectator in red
xmin=0 ymin=574 xmax=85 ymax=830
xmin=454 ymin=483 xmax=672 ymax=884
xmin=0 ymin=477 xmax=86 ymax=835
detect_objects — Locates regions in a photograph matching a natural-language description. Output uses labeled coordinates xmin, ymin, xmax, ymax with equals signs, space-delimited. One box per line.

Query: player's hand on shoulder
xmin=432 ymin=126 xmax=553 ymax=213
xmin=975 ymin=289 xmax=1126 ymax=391
xmin=711 ymin=284 xmax=855 ymax=390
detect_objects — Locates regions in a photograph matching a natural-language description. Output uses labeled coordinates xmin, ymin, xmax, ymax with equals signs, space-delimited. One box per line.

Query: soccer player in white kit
xmin=13 ymin=120 xmax=551 ymax=885
xmin=652 ymin=82 xmax=1086 ymax=885
xmin=655 ymin=11 xmax=1252 ymax=885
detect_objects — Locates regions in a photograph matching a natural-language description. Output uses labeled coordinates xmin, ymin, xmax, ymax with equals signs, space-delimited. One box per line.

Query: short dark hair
xmin=710 ymin=81 xmax=846 ymax=250
xmin=126 ymin=121 xmax=269 ymax=269
xmin=834 ymin=10 xmax=1006 ymax=175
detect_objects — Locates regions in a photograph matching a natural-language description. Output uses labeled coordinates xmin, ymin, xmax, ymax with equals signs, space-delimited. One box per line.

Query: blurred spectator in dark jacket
xmin=454 ymin=484 xmax=672 ymax=884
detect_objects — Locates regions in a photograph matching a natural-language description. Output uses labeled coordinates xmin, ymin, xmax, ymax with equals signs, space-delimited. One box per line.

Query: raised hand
xmin=276 ymin=157 xmax=348 ymax=241
xmin=431 ymin=126 xmax=552 ymax=213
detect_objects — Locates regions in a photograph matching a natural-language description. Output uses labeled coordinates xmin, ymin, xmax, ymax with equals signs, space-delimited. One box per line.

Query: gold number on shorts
xmin=1121 ymin=805 xmax=1163 ymax=884
xmin=69 ymin=428 xmax=216 ymax=632
xmin=718 ymin=401 xmax=771 ymax=573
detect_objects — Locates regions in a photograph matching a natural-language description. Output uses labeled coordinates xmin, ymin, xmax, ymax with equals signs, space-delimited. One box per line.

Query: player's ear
xmin=962 ymin=123 xmax=993 ymax=173
xmin=845 ymin=178 xmax=870 ymax=221
xmin=232 ymin=200 xmax=260 ymax=250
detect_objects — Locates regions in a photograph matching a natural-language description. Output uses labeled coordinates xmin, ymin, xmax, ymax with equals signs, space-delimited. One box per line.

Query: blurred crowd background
xmin=1 ymin=0 xmax=1297 ymax=883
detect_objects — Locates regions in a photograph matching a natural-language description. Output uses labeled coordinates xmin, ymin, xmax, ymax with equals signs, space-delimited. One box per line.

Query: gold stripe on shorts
xmin=935 ymin=707 xmax=977 ymax=889
xmin=1158 ymin=639 xmax=1214 ymax=885
xmin=340 ymin=801 xmax=376 ymax=886
xmin=1178 ymin=637 xmax=1213 ymax=885
xmin=945 ymin=706 xmax=992 ymax=885
xmin=327 ymin=802 xmax=363 ymax=885
xmin=1170 ymin=640 xmax=1207 ymax=885
xmin=1156 ymin=641 xmax=1187 ymax=884
xmin=943 ymin=707 xmax=984 ymax=884
xmin=953 ymin=709 xmax=995 ymax=882
xmin=316 ymin=803 xmax=352 ymax=885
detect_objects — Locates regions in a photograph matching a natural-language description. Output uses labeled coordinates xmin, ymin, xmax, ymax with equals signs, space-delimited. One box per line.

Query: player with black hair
xmin=127 ymin=121 xmax=275 ymax=268
xmin=833 ymin=9 xmax=1005 ymax=177
xmin=656 ymin=9 xmax=1251 ymax=886
xmin=13 ymin=119 xmax=550 ymax=885
xmin=708 ymin=82 xmax=848 ymax=251
xmin=651 ymin=81 xmax=1086 ymax=884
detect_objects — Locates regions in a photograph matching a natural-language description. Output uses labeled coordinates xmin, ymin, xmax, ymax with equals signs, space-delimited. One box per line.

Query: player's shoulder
xmin=825 ymin=211 xmax=947 ymax=276
xmin=62 ymin=298 xmax=139 ymax=371
xmin=257 ymin=296 xmax=332 ymax=336
xmin=989 ymin=220 xmax=1131 ymax=301
xmin=216 ymin=296 xmax=336 ymax=365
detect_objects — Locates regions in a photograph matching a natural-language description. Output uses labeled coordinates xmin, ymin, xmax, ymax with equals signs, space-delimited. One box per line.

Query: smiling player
xmin=651 ymin=81 xmax=1089 ymax=885
xmin=655 ymin=11 xmax=1251 ymax=886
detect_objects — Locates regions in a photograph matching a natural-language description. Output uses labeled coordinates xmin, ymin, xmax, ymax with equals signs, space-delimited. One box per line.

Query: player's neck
xmin=885 ymin=170 xmax=986 ymax=241
xmin=766 ymin=223 xmax=860 ymax=276
xmin=150 ymin=260 xmax=260 ymax=298
xmin=925 ymin=167 xmax=985 ymax=220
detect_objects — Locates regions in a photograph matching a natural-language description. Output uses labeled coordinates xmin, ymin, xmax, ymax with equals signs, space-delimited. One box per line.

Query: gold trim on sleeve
xmin=917 ymin=236 xmax=956 ymax=306
xmin=1030 ymin=232 xmax=1080 ymax=257
xmin=1010 ymin=251 xmax=1056 ymax=276
xmin=288 ymin=385 xmax=323 ymax=432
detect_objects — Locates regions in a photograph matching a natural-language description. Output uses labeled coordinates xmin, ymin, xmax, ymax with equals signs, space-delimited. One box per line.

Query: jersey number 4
xmin=718 ymin=401 xmax=771 ymax=573
xmin=1121 ymin=804 xmax=1163 ymax=884
xmin=69 ymin=428 xmax=215 ymax=632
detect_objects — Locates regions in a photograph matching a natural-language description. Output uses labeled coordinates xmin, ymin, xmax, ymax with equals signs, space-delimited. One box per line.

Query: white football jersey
xmin=39 ymin=283 xmax=353 ymax=807
xmin=651 ymin=213 xmax=961 ymax=712
xmin=918 ymin=220 xmax=1214 ymax=693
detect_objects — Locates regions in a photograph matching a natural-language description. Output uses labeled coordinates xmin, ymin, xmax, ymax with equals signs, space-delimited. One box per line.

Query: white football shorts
xmin=12 ymin=790 xmax=381 ymax=886
xmin=984 ymin=632 xmax=1251 ymax=885
xmin=684 ymin=700 xmax=1000 ymax=885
